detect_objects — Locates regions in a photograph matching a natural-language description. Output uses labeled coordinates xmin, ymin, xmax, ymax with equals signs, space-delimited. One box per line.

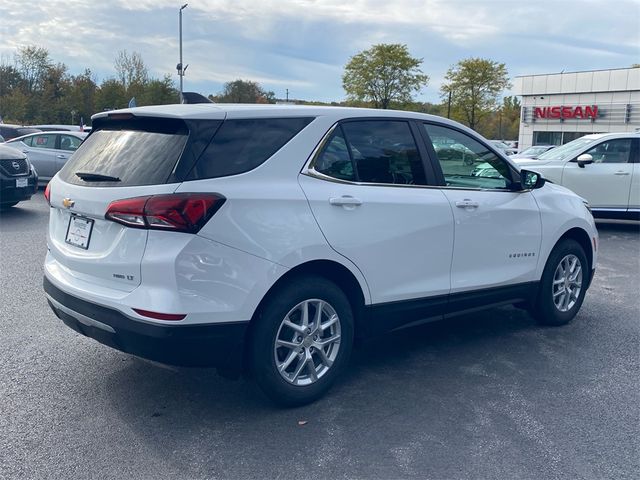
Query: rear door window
xmin=341 ymin=120 xmax=425 ymax=185
xmin=314 ymin=120 xmax=426 ymax=185
xmin=315 ymin=128 xmax=355 ymax=181
xmin=187 ymin=117 xmax=313 ymax=180
xmin=31 ymin=134 xmax=57 ymax=150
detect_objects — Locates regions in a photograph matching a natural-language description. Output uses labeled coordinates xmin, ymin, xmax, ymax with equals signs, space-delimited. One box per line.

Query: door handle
xmin=329 ymin=196 xmax=363 ymax=207
xmin=455 ymin=199 xmax=479 ymax=209
xmin=614 ymin=171 xmax=630 ymax=176
xmin=57 ymin=155 xmax=67 ymax=159
xmin=22 ymin=150 xmax=29 ymax=154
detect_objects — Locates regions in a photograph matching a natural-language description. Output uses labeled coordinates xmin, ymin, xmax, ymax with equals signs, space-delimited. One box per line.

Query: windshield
xmin=536 ymin=137 xmax=597 ymax=161
xmin=521 ymin=146 xmax=550 ymax=156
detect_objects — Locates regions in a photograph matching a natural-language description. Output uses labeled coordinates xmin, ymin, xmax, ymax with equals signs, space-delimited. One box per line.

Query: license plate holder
xmin=65 ymin=215 xmax=94 ymax=250
xmin=16 ymin=178 xmax=28 ymax=188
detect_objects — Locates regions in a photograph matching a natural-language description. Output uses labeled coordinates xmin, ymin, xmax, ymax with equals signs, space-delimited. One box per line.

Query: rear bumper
xmin=44 ymin=276 xmax=249 ymax=369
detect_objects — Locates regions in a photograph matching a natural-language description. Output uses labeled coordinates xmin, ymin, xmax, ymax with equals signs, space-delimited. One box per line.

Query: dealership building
xmin=513 ymin=67 xmax=640 ymax=149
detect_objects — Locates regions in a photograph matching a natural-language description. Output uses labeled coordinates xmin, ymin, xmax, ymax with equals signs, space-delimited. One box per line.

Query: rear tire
xmin=249 ymin=275 xmax=354 ymax=407
xmin=532 ymin=239 xmax=588 ymax=326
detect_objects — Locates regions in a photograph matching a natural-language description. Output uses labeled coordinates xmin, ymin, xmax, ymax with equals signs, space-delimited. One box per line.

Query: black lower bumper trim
xmin=44 ymin=276 xmax=249 ymax=369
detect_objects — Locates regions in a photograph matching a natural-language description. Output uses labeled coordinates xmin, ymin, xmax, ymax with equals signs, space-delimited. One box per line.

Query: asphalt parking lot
xmin=1 ymin=192 xmax=638 ymax=480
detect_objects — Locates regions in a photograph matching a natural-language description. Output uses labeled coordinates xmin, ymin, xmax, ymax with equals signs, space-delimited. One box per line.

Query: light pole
xmin=177 ymin=3 xmax=188 ymax=103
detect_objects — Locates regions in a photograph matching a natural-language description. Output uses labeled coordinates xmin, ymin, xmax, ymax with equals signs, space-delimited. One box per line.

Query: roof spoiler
xmin=181 ymin=92 xmax=214 ymax=104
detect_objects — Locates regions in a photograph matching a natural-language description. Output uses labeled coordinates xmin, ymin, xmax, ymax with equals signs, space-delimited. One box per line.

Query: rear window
xmin=186 ymin=117 xmax=313 ymax=180
xmin=59 ymin=124 xmax=188 ymax=187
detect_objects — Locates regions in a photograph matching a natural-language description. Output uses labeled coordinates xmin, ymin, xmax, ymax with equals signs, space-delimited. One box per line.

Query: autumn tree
xmin=441 ymin=58 xmax=510 ymax=130
xmin=342 ymin=44 xmax=429 ymax=109
xmin=114 ymin=50 xmax=148 ymax=90
xmin=14 ymin=45 xmax=52 ymax=94
xmin=213 ymin=79 xmax=275 ymax=103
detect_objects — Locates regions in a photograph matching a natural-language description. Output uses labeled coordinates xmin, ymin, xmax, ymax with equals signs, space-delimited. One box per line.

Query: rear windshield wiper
xmin=75 ymin=172 xmax=121 ymax=182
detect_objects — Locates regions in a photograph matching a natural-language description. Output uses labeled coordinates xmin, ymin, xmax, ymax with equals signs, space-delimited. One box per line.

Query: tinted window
xmin=188 ymin=117 xmax=313 ymax=180
xmin=341 ymin=120 xmax=425 ymax=185
xmin=585 ymin=139 xmax=632 ymax=164
xmin=59 ymin=129 xmax=188 ymax=186
xmin=31 ymin=134 xmax=57 ymax=149
xmin=423 ymin=123 xmax=512 ymax=189
xmin=314 ymin=128 xmax=355 ymax=181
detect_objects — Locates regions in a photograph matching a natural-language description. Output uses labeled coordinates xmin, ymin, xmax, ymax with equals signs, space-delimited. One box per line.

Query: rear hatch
xmin=47 ymin=113 xmax=223 ymax=292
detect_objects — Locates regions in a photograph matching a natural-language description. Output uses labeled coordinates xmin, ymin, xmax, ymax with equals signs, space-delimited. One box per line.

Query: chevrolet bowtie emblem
xmin=62 ymin=198 xmax=75 ymax=208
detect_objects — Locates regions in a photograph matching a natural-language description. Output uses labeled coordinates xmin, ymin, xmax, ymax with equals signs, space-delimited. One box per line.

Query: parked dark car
xmin=0 ymin=124 xmax=41 ymax=141
xmin=0 ymin=144 xmax=38 ymax=210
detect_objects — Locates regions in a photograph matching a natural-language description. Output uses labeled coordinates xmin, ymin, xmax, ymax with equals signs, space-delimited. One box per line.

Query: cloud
xmin=0 ymin=0 xmax=638 ymax=103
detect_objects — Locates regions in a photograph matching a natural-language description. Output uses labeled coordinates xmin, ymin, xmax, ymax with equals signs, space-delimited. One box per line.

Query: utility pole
xmin=286 ymin=89 xmax=289 ymax=102
xmin=447 ymin=90 xmax=452 ymax=119
xmin=177 ymin=4 xmax=188 ymax=103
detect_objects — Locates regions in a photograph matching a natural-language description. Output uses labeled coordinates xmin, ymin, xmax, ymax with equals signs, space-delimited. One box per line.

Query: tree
xmin=342 ymin=44 xmax=429 ymax=109
xmin=141 ymin=75 xmax=179 ymax=105
xmin=441 ymin=58 xmax=510 ymax=130
xmin=114 ymin=50 xmax=148 ymax=90
xmin=14 ymin=45 xmax=52 ymax=94
xmin=214 ymin=79 xmax=275 ymax=103
xmin=0 ymin=63 xmax=21 ymax=98
xmin=475 ymin=95 xmax=521 ymax=139
xmin=96 ymin=78 xmax=127 ymax=111
xmin=65 ymin=69 xmax=98 ymax=124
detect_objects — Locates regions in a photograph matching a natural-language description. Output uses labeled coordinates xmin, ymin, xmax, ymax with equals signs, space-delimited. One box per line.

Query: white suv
xmin=43 ymin=105 xmax=598 ymax=405
xmin=512 ymin=133 xmax=639 ymax=220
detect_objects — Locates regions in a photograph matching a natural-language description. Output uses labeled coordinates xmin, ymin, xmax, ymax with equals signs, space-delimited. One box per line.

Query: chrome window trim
xmin=302 ymin=119 xmax=526 ymax=193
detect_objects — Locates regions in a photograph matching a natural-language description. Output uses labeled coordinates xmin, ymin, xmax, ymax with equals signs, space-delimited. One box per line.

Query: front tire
xmin=533 ymin=239 xmax=588 ymax=326
xmin=249 ymin=276 xmax=354 ymax=407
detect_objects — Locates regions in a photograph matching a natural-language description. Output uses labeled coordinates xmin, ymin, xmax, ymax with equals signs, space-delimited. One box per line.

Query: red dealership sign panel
xmin=534 ymin=105 xmax=598 ymax=119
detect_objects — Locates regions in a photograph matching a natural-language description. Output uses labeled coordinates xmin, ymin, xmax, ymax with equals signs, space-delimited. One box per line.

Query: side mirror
xmin=576 ymin=153 xmax=593 ymax=168
xmin=520 ymin=169 xmax=545 ymax=190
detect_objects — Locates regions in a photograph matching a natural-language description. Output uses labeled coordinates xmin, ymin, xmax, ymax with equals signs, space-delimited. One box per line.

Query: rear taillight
xmin=105 ymin=193 xmax=225 ymax=233
xmin=44 ymin=183 xmax=51 ymax=206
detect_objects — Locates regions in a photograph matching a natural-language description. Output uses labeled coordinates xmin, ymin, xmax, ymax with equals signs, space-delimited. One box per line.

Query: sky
xmin=0 ymin=0 xmax=639 ymax=103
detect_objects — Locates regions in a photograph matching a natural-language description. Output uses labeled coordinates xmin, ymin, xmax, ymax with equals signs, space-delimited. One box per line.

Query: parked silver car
xmin=6 ymin=131 xmax=87 ymax=185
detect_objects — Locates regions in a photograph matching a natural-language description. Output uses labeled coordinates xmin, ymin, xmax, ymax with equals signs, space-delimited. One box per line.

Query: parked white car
xmin=43 ymin=105 xmax=598 ymax=405
xmin=6 ymin=131 xmax=88 ymax=185
xmin=512 ymin=133 xmax=639 ymax=220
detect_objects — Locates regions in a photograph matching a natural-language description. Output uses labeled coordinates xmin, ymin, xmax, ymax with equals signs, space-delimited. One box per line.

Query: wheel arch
xmin=241 ymin=259 xmax=368 ymax=374
xmin=555 ymin=227 xmax=594 ymax=273
xmin=252 ymin=259 xmax=366 ymax=328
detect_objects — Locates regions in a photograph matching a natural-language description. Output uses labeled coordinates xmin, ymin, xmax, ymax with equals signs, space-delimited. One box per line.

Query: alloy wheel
xmin=552 ymin=254 xmax=583 ymax=312
xmin=274 ymin=299 xmax=341 ymax=386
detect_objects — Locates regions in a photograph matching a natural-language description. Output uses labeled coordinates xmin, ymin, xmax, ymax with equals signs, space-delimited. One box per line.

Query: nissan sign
xmin=534 ymin=105 xmax=598 ymax=120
